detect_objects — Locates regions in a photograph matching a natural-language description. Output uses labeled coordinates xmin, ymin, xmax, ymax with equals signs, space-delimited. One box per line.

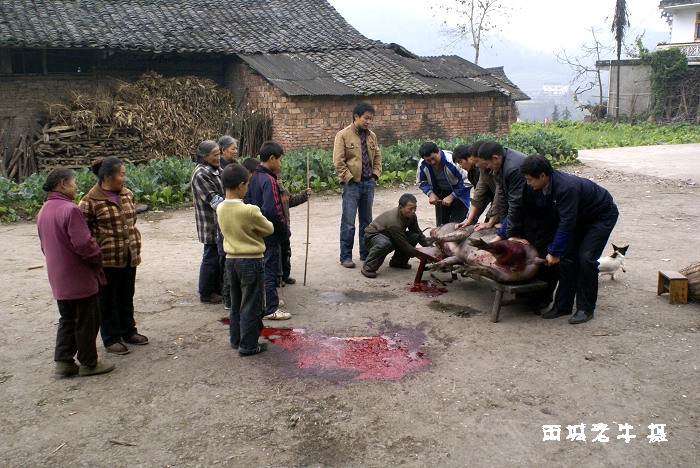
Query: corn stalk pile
xmin=33 ymin=71 xmax=269 ymax=171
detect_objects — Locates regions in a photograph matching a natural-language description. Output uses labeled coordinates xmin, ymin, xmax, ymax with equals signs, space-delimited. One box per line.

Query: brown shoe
xmin=79 ymin=360 xmax=115 ymax=377
xmin=124 ymin=333 xmax=149 ymax=345
xmin=106 ymin=342 xmax=130 ymax=355
xmin=361 ymin=267 xmax=377 ymax=278
xmin=55 ymin=360 xmax=79 ymax=377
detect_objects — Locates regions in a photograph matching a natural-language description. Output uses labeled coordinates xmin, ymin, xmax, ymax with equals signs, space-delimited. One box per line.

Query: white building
xmin=658 ymin=0 xmax=700 ymax=64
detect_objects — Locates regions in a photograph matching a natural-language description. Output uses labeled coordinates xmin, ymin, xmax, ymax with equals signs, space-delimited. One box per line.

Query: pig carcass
xmin=427 ymin=223 xmax=545 ymax=283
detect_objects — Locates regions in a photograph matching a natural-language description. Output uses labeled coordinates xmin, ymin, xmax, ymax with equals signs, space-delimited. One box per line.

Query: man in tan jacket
xmin=333 ymin=102 xmax=382 ymax=268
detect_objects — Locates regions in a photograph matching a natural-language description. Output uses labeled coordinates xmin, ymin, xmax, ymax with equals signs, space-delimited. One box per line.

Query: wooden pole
xmin=303 ymin=151 xmax=311 ymax=286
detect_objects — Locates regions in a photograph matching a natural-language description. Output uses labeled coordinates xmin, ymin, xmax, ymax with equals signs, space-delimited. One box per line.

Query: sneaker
xmin=341 ymin=259 xmax=356 ymax=268
xmin=239 ymin=343 xmax=268 ymax=357
xmin=389 ymin=262 xmax=412 ymax=269
xmin=55 ymin=360 xmax=79 ymax=377
xmin=361 ymin=267 xmax=377 ymax=278
xmin=106 ymin=342 xmax=130 ymax=355
xmin=223 ymin=301 xmax=231 ymax=310
xmin=200 ymin=292 xmax=223 ymax=304
xmin=79 ymin=360 xmax=115 ymax=377
xmin=263 ymin=309 xmax=292 ymax=320
xmin=282 ymin=277 xmax=296 ymax=285
xmin=124 ymin=333 xmax=149 ymax=345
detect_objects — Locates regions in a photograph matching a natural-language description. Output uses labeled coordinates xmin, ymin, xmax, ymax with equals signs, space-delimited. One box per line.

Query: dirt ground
xmin=1 ymin=163 xmax=698 ymax=467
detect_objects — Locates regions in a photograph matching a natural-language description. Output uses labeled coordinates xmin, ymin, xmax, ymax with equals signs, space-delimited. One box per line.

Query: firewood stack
xmin=34 ymin=72 xmax=239 ymax=171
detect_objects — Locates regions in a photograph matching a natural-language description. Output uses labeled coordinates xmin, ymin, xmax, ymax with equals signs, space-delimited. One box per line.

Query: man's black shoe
xmin=568 ymin=310 xmax=594 ymax=324
xmin=541 ymin=308 xmax=570 ymax=319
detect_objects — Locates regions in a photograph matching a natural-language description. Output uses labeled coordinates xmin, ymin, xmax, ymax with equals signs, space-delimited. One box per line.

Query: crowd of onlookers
xmin=37 ymin=101 xmax=619 ymax=375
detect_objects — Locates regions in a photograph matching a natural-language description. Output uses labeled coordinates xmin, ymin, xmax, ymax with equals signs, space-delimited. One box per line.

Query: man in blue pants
xmin=333 ymin=102 xmax=383 ymax=269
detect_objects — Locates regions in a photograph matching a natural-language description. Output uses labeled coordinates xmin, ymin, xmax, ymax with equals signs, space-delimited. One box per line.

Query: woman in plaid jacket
xmin=80 ymin=157 xmax=148 ymax=356
xmin=191 ymin=140 xmax=225 ymax=304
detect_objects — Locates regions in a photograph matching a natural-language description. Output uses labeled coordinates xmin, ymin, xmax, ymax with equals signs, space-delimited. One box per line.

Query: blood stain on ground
xmin=258 ymin=327 xmax=429 ymax=383
xmin=409 ymin=280 xmax=448 ymax=297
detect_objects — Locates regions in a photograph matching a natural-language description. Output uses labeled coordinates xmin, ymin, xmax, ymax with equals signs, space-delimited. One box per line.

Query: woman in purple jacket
xmin=36 ymin=168 xmax=114 ymax=377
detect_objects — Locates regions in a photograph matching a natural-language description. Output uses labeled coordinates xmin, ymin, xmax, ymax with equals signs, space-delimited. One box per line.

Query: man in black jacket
xmin=476 ymin=141 xmax=529 ymax=240
xmin=519 ymin=155 xmax=619 ymax=324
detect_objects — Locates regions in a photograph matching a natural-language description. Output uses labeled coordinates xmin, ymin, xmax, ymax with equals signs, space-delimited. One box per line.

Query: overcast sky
xmin=327 ymin=0 xmax=670 ymax=64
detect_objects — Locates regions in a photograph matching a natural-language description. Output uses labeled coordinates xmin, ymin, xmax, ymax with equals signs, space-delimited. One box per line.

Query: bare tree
xmin=556 ymin=28 xmax=612 ymax=120
xmin=432 ymin=0 xmax=509 ymax=65
xmin=611 ymin=0 xmax=630 ymax=119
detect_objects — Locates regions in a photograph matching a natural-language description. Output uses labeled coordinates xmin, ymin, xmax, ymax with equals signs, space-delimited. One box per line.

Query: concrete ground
xmin=578 ymin=143 xmax=700 ymax=183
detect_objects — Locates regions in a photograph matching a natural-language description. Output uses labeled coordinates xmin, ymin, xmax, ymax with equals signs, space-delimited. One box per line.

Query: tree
xmin=611 ymin=0 xmax=630 ymax=119
xmin=432 ymin=0 xmax=509 ymax=65
xmin=562 ymin=107 xmax=572 ymax=120
xmin=556 ymin=28 xmax=612 ymax=120
xmin=551 ymin=105 xmax=560 ymax=122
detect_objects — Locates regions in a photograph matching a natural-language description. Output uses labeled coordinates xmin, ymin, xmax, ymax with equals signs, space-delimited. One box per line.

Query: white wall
xmin=670 ymin=7 xmax=700 ymax=43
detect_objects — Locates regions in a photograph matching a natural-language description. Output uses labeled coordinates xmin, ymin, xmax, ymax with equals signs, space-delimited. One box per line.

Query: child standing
xmin=276 ymin=169 xmax=311 ymax=285
xmin=217 ymin=164 xmax=273 ymax=356
xmin=244 ymin=141 xmax=292 ymax=321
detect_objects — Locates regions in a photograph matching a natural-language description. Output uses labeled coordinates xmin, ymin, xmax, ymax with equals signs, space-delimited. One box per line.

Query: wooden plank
xmin=660 ymin=270 xmax=686 ymax=280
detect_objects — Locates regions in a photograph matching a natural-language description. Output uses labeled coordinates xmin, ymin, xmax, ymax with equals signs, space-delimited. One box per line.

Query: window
xmin=0 ymin=48 xmax=96 ymax=75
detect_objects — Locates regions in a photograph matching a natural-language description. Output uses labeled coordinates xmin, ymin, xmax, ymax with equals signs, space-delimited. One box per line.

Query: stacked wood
xmin=33 ymin=71 xmax=270 ymax=172
xmin=1 ymin=134 xmax=38 ymax=181
xmin=679 ymin=260 xmax=700 ymax=301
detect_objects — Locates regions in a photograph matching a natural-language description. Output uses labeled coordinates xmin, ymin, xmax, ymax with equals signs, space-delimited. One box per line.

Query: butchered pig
xmin=427 ymin=223 xmax=545 ymax=283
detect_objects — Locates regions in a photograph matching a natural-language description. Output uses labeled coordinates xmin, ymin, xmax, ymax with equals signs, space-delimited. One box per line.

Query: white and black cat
xmin=598 ymin=244 xmax=629 ymax=280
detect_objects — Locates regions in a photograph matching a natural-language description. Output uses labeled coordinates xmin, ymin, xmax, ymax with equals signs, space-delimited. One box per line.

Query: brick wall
xmin=228 ymin=61 xmax=512 ymax=150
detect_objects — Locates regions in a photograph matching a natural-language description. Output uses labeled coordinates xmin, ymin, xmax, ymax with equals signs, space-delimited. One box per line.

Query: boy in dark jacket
xmin=244 ymin=141 xmax=292 ymax=320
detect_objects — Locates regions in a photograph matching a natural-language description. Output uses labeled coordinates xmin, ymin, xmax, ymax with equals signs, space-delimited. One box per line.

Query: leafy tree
xmin=562 ymin=107 xmax=572 ymax=120
xmin=611 ymin=0 xmax=629 ymax=119
xmin=432 ymin=0 xmax=509 ymax=65
xmin=551 ymin=105 xmax=560 ymax=122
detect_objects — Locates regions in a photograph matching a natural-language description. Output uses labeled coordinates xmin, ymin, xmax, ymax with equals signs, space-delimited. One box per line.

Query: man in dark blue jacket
xmin=519 ymin=155 xmax=619 ymax=324
xmin=244 ymin=141 xmax=292 ymax=321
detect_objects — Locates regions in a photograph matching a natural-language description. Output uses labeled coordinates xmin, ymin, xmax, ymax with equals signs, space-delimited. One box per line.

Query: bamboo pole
xmin=303 ymin=151 xmax=311 ymax=286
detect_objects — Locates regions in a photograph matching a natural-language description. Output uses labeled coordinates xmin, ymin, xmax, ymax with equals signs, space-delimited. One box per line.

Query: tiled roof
xmin=0 ymin=0 xmax=528 ymax=99
xmin=0 ymin=0 xmax=376 ymax=53
xmin=659 ymin=0 xmax=700 ymax=9
xmin=242 ymin=48 xmax=529 ymax=98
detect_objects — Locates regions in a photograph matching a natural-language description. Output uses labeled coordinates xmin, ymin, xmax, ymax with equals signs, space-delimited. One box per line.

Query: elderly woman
xmin=37 ymin=168 xmax=114 ymax=377
xmin=191 ymin=140 xmax=225 ymax=303
xmin=80 ymin=157 xmax=148 ymax=355
xmin=217 ymin=135 xmax=238 ymax=169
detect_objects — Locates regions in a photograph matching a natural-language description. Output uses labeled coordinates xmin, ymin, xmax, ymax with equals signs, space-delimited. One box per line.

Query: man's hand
xmin=428 ymin=193 xmax=440 ymax=205
xmin=508 ymin=237 xmax=530 ymax=245
xmin=545 ymin=254 xmax=560 ymax=267
xmin=490 ymin=234 xmax=502 ymax=242
xmin=455 ymin=219 xmax=470 ymax=229
xmin=441 ymin=194 xmax=455 ymax=206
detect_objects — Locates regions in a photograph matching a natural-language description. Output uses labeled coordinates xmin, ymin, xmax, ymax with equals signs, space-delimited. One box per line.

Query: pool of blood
xmin=409 ymin=281 xmax=447 ymax=297
xmin=255 ymin=327 xmax=429 ymax=382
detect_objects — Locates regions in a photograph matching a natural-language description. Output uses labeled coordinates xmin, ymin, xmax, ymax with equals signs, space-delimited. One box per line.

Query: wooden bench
xmin=414 ymin=246 xmax=548 ymax=322
xmin=657 ymin=270 xmax=688 ymax=304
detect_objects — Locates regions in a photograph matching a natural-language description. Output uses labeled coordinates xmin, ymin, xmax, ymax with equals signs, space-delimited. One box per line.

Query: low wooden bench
xmin=414 ymin=246 xmax=548 ymax=322
xmin=657 ymin=270 xmax=688 ymax=304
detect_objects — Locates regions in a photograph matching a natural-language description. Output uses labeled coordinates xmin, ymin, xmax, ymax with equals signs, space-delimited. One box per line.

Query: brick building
xmin=0 ymin=0 xmax=528 ymax=151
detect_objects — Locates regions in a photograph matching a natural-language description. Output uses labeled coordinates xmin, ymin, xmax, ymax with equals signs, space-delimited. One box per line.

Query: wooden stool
xmin=657 ymin=270 xmax=688 ymax=304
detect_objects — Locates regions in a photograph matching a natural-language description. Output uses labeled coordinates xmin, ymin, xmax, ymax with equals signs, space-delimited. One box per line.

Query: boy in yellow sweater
xmin=217 ymin=164 xmax=274 ymax=356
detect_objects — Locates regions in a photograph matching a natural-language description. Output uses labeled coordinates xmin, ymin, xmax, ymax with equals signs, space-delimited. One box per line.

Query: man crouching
xmin=361 ymin=194 xmax=430 ymax=278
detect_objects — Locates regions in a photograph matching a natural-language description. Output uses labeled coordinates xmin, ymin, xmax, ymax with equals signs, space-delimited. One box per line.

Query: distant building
xmin=657 ymin=0 xmax=700 ymax=64
xmin=542 ymin=83 xmax=570 ymax=95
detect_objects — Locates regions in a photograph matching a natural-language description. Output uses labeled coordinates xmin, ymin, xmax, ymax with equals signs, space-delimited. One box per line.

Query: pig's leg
xmin=428 ymin=256 xmax=462 ymax=270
